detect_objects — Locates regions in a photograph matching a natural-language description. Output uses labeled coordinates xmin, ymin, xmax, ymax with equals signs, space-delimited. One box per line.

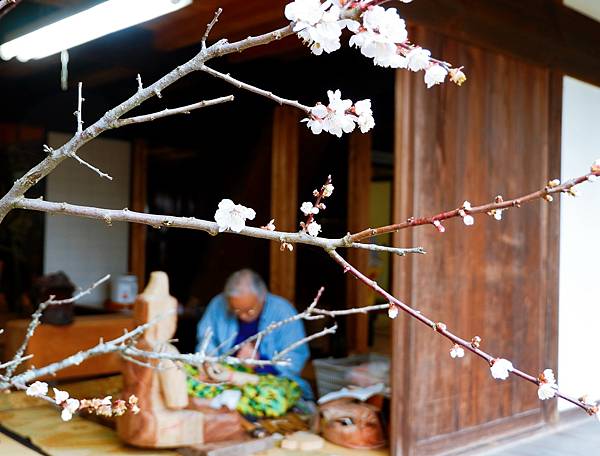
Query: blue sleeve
xmin=255 ymin=352 xmax=279 ymax=375
xmin=196 ymin=295 xmax=223 ymax=354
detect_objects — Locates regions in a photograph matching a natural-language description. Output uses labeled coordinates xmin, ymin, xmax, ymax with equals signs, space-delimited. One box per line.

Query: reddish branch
xmin=301 ymin=175 xmax=332 ymax=231
xmin=349 ymin=170 xmax=600 ymax=243
xmin=327 ymin=249 xmax=597 ymax=414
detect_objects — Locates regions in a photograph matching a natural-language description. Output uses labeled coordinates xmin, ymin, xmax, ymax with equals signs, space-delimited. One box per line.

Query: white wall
xmin=44 ymin=132 xmax=131 ymax=306
xmin=558 ymin=77 xmax=600 ymax=410
xmin=564 ymin=0 xmax=600 ymax=23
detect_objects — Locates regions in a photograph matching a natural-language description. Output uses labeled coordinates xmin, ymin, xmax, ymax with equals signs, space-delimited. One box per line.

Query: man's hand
xmin=203 ymin=363 xmax=258 ymax=386
xmin=236 ymin=342 xmax=259 ymax=360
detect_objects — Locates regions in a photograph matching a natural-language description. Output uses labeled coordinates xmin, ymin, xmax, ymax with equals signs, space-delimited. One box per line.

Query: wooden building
xmin=0 ymin=1 xmax=599 ymax=455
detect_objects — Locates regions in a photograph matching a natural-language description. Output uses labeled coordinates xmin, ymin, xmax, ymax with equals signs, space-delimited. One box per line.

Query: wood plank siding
xmin=391 ymin=27 xmax=561 ymax=455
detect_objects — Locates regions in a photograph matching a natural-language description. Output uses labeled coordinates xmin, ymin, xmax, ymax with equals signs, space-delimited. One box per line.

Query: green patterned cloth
xmin=185 ymin=364 xmax=301 ymax=418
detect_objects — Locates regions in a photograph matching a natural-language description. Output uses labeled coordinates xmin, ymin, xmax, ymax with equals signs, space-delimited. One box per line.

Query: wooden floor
xmin=478 ymin=420 xmax=600 ymax=456
xmin=0 ymin=376 xmax=388 ymax=456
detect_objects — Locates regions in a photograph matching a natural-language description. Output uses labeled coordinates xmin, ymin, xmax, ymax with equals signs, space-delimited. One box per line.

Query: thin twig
xmin=201 ymin=8 xmax=223 ymax=51
xmin=70 ymin=153 xmax=113 ymax=180
xmin=349 ymin=171 xmax=600 ymax=242
xmin=5 ymin=309 xmax=169 ymax=388
xmin=75 ymin=82 xmax=84 ymax=134
xmin=120 ymin=353 xmax=168 ymax=371
xmin=200 ymin=65 xmax=311 ymax=113
xmin=273 ymin=324 xmax=337 ymax=361
xmin=0 ymin=355 xmax=33 ymax=370
xmin=3 ymin=275 xmax=110 ymax=378
xmin=122 ymin=346 xmax=291 ymax=368
xmin=114 ymin=96 xmax=234 ymax=127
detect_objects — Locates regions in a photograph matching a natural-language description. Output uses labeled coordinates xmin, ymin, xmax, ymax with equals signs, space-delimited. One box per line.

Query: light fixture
xmin=0 ymin=0 xmax=192 ymax=62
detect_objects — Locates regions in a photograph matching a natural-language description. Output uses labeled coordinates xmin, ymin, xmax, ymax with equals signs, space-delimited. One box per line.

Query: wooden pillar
xmin=129 ymin=140 xmax=148 ymax=289
xmin=542 ymin=70 xmax=563 ymax=425
xmin=269 ymin=106 xmax=299 ymax=303
xmin=391 ymin=68 xmax=415 ymax=456
xmin=346 ymin=131 xmax=372 ymax=354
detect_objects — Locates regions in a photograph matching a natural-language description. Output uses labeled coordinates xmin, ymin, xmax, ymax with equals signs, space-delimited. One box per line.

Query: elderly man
xmin=196 ymin=269 xmax=312 ymax=399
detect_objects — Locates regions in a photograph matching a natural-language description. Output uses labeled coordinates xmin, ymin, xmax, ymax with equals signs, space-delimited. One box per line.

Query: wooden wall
xmin=391 ymin=28 xmax=561 ymax=455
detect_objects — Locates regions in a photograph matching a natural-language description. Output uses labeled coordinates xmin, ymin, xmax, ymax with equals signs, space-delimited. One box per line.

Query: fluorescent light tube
xmin=0 ymin=0 xmax=192 ymax=62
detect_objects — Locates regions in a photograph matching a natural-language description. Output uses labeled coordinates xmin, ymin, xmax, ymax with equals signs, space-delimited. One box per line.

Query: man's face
xmin=228 ymin=292 xmax=263 ymax=322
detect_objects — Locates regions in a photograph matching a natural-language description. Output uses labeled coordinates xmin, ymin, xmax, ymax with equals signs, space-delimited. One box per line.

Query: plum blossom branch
xmin=75 ymin=82 xmax=84 ymax=133
xmin=70 ymin=152 xmax=113 ymax=180
xmin=1 ymin=311 xmax=171 ymax=389
xmin=114 ymin=96 xmax=235 ymax=126
xmin=273 ymin=324 xmax=338 ymax=361
xmin=300 ymin=175 xmax=333 ymax=235
xmin=0 ymin=355 xmax=33 ymax=371
xmin=14 ymin=197 xmax=424 ymax=257
xmin=285 ymin=0 xmax=465 ymax=88
xmin=201 ymin=8 xmax=223 ymax=51
xmin=3 ymin=274 xmax=111 ymax=378
xmin=0 ymin=22 xmax=295 ymax=224
xmin=326 ymin=248 xmax=599 ymax=415
xmin=200 ymin=65 xmax=311 ymax=113
xmin=349 ymin=163 xmax=600 ymax=242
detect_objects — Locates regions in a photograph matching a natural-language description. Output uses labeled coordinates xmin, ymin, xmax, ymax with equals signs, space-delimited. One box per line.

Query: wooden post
xmin=346 ymin=131 xmax=372 ymax=354
xmin=269 ymin=106 xmax=299 ymax=303
xmin=391 ymin=67 xmax=415 ymax=456
xmin=129 ymin=139 xmax=148 ymax=289
xmin=542 ymin=70 xmax=563 ymax=426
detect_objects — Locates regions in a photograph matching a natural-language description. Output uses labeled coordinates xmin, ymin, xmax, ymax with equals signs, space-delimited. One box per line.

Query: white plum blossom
xmin=54 ymin=388 xmax=69 ymax=404
xmin=300 ymin=201 xmax=319 ymax=216
xmin=537 ymin=383 xmax=556 ymax=400
xmin=354 ymin=99 xmax=375 ymax=133
xmin=349 ymin=6 xmax=409 ymax=68
xmin=303 ymin=91 xmax=375 ymax=137
xmin=406 ymin=47 xmax=431 ymax=72
xmin=26 ymin=381 xmax=48 ymax=397
xmin=362 ymin=6 xmax=408 ymax=43
xmin=537 ymin=368 xmax=557 ymax=400
xmin=450 ymin=344 xmax=465 ymax=359
xmin=463 ymin=215 xmax=475 ymax=226
xmin=285 ymin=0 xmax=356 ymax=56
xmin=305 ymin=104 xmax=328 ymax=134
xmin=298 ymin=18 xmax=344 ymax=55
xmin=388 ymin=304 xmax=399 ymax=319
xmin=490 ymin=358 xmax=513 ymax=380
xmin=492 ymin=209 xmax=503 ymax=221
xmin=433 ymin=219 xmax=446 ymax=233
xmin=450 ymin=67 xmax=467 ymax=86
xmin=263 ymin=219 xmax=276 ymax=231
xmin=61 ymin=398 xmax=80 ymax=421
xmin=424 ymin=64 xmax=448 ymax=88
xmin=284 ymin=0 xmax=323 ymax=27
xmin=214 ymin=199 xmax=256 ymax=233
xmin=322 ymin=183 xmax=334 ymax=197
xmin=306 ymin=221 xmax=322 ymax=237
